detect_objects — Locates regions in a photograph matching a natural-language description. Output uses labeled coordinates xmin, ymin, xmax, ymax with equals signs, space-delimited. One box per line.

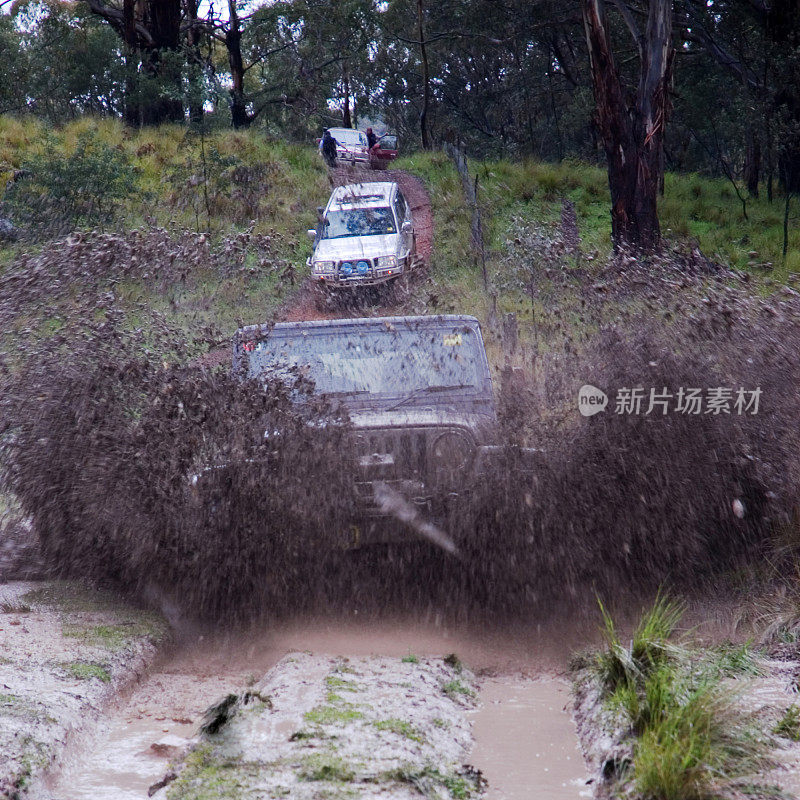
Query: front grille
xmin=352 ymin=426 xmax=471 ymax=505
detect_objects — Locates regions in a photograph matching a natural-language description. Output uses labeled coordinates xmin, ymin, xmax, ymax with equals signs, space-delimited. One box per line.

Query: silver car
xmin=325 ymin=127 xmax=370 ymax=166
xmin=306 ymin=182 xmax=417 ymax=287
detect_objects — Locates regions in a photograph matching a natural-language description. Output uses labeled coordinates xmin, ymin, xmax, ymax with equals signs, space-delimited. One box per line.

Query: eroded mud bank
xmin=0 ymin=581 xmax=167 ymax=798
xmin=153 ymin=653 xmax=481 ymax=800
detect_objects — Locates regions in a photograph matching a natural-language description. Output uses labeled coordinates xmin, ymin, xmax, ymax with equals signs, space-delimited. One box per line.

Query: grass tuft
xmin=60 ymin=661 xmax=111 ymax=683
xmin=297 ymin=753 xmax=356 ymax=783
xmin=373 ymin=718 xmax=425 ymax=743
xmin=592 ymin=597 xmax=770 ymax=800
xmin=774 ymin=705 xmax=800 ymax=741
xmin=596 ymin=592 xmax=684 ymax=697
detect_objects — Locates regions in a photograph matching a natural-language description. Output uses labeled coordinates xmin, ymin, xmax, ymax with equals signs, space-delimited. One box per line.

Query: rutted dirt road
xmin=40 ymin=620 xmax=590 ymax=800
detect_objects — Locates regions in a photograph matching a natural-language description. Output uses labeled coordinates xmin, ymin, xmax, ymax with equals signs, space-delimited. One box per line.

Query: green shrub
xmin=3 ymin=130 xmax=135 ymax=238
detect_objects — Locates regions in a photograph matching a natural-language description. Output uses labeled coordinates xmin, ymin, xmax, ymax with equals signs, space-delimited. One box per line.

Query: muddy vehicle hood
xmin=314 ymin=234 xmax=399 ymax=262
xmin=346 ymin=406 xmax=497 ymax=443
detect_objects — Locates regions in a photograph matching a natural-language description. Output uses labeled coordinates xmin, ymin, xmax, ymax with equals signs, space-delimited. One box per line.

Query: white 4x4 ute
xmin=306 ymin=182 xmax=416 ymax=287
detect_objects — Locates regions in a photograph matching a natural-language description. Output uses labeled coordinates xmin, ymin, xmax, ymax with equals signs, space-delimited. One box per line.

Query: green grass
xmin=399 ymin=150 xmax=797 ymax=281
xmin=441 ymin=679 xmax=475 ymax=699
xmin=62 ymin=622 xmax=147 ymax=651
xmin=401 ymin=654 xmax=419 ymax=664
xmin=702 ymin=642 xmax=764 ymax=679
xmin=774 ymin=705 xmax=800 ymax=741
xmin=383 ymin=765 xmax=482 ymax=799
xmin=373 ymin=718 xmax=425 ymax=743
xmin=297 ymin=753 xmax=356 ymax=783
xmin=163 ymin=744 xmax=259 ymax=800
xmin=325 ymin=674 xmax=359 ymax=693
xmin=595 ymin=592 xmax=684 ymax=699
xmin=303 ymin=702 xmax=364 ymax=727
xmin=60 ymin=660 xmax=112 ymax=682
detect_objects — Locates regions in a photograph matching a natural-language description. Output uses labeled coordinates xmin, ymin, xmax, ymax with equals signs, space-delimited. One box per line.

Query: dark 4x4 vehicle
xmin=233 ymin=314 xmax=501 ymax=547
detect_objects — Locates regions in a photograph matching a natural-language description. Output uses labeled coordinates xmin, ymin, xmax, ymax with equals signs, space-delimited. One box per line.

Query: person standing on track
xmin=320 ymin=129 xmax=338 ymax=168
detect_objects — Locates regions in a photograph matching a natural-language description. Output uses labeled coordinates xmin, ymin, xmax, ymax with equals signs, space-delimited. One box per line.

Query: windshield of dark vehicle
xmin=323 ymin=207 xmax=396 ymax=238
xmin=243 ymin=327 xmax=486 ymax=396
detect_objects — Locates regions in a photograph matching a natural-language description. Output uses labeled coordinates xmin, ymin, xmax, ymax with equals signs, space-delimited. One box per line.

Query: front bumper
xmin=312 ymin=258 xmax=406 ymax=287
xmin=336 ymin=152 xmax=370 ymax=165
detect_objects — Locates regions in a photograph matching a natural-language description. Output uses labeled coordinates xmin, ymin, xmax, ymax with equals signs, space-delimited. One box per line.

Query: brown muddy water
xmin=470 ymin=678 xmax=590 ymax=799
xmin=45 ymin=617 xmax=590 ymax=800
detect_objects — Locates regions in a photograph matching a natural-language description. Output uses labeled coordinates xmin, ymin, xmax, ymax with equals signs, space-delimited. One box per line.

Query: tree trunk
xmin=185 ymin=0 xmax=203 ymax=125
xmin=140 ymin=0 xmax=183 ymax=124
xmin=227 ymin=0 xmax=250 ymax=128
xmin=581 ymin=0 xmax=674 ymax=250
xmin=744 ymin=128 xmax=761 ymax=197
xmin=122 ymin=0 xmax=142 ymax=126
xmin=417 ymin=0 xmax=431 ymax=149
xmin=89 ymin=0 xmax=183 ymax=126
xmin=342 ymin=59 xmax=352 ymax=127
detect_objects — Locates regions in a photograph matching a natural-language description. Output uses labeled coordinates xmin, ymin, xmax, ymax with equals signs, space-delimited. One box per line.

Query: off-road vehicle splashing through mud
xmin=233 ymin=315 xmax=498 ymax=546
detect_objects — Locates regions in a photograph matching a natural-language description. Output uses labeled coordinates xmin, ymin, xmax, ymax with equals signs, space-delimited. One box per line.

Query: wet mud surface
xmin=38 ymin=616 xmax=591 ymax=800
xmin=156 ymin=653 xmax=479 ymax=800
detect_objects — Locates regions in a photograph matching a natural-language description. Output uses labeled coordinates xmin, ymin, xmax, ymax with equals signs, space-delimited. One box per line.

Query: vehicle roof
xmin=326 ymin=182 xmax=397 ymax=211
xmin=328 ymin=127 xmax=366 ymax=137
xmin=236 ymin=314 xmax=482 ymax=340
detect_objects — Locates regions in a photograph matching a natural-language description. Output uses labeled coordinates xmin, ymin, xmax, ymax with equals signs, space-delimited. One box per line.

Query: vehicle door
xmin=395 ymin=191 xmax=412 ymax=260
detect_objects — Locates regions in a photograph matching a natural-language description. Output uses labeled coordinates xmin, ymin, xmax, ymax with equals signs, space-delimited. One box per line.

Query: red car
xmin=369 ymin=135 xmax=399 ymax=170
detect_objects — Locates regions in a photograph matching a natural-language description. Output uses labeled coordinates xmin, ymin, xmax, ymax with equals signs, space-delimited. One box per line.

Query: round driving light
xmin=356 ymin=260 xmax=369 ymax=275
xmin=340 ymin=261 xmax=354 ymax=276
xmin=430 ymin=431 xmax=473 ymax=490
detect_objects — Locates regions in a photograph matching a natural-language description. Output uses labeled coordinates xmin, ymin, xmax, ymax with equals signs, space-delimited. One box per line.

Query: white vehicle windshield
xmin=243 ymin=327 xmax=484 ymax=396
xmin=333 ymin=130 xmax=366 ymax=146
xmin=323 ymin=207 xmax=396 ymax=238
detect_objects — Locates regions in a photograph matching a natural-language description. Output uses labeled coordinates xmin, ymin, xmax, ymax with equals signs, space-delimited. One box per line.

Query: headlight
xmin=376 ymin=255 xmax=397 ymax=268
xmin=340 ymin=261 xmax=354 ymax=276
xmin=356 ymin=260 xmax=370 ymax=275
xmin=313 ymin=260 xmax=334 ymax=274
xmin=429 ymin=431 xmax=474 ymax=490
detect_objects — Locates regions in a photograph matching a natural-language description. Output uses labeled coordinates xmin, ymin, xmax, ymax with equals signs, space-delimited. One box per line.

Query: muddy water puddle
xmin=471 ymin=677 xmax=589 ymax=800
xmin=45 ymin=619 xmax=590 ymax=799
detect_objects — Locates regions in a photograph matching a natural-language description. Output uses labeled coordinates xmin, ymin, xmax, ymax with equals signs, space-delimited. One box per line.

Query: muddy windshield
xmin=243 ymin=327 xmax=485 ymax=397
xmin=323 ymin=207 xmax=396 ymax=239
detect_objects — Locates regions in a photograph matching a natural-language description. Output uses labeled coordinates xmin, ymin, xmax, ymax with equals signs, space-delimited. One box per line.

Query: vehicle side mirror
xmin=307 ymin=229 xmax=317 ymax=241
xmin=401 ymin=221 xmax=413 ymax=234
